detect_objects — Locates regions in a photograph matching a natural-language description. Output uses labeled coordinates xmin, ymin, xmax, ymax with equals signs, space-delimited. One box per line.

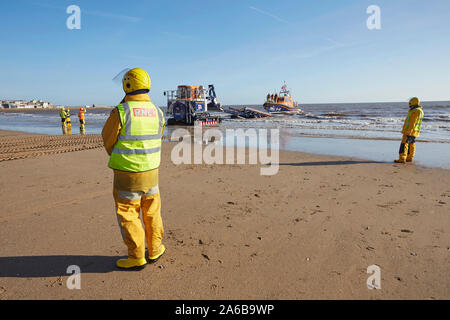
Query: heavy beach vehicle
xmin=164 ymin=84 xmax=226 ymax=126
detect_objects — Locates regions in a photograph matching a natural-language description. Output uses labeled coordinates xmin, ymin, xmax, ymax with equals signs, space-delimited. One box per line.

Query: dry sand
xmin=0 ymin=129 xmax=449 ymax=300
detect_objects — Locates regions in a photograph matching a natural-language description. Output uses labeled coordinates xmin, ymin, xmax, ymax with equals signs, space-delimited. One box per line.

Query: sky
xmin=0 ymin=0 xmax=449 ymax=106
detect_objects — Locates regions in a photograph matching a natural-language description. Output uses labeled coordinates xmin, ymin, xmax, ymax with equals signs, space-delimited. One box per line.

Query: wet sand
xmin=0 ymin=129 xmax=449 ymax=299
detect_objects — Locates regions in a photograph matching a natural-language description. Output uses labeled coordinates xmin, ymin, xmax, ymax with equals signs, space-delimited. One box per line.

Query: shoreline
xmin=0 ymin=129 xmax=449 ymax=299
xmin=1 ymin=128 xmax=449 ymax=172
xmin=0 ymin=106 xmax=113 ymax=111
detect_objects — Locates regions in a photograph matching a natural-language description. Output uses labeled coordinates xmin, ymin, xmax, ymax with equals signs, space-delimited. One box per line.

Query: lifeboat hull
xmin=263 ymin=102 xmax=301 ymax=113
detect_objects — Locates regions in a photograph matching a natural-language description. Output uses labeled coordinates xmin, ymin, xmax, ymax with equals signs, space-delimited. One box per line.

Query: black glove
xmin=406 ymin=136 xmax=416 ymax=144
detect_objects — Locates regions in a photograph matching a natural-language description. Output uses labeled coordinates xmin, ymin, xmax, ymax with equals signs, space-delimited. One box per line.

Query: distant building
xmin=0 ymin=98 xmax=55 ymax=109
xmin=35 ymin=101 xmax=52 ymax=108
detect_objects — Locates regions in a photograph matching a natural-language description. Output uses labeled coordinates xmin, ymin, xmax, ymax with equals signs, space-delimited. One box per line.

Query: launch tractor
xmin=164 ymin=84 xmax=225 ymax=126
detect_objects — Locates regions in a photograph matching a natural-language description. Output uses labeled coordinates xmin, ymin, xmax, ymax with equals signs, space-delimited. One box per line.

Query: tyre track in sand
xmin=0 ymin=134 xmax=104 ymax=162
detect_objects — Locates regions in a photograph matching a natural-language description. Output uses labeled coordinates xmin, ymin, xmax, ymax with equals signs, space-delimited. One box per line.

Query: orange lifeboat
xmin=263 ymin=82 xmax=302 ymax=114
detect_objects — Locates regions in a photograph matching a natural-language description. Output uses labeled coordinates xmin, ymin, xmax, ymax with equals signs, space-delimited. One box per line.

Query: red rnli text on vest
xmin=133 ymin=108 xmax=156 ymax=117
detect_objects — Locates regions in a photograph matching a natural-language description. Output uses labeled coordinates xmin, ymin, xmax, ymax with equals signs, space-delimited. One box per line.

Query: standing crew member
xmin=65 ymin=108 xmax=72 ymax=135
xmin=394 ymin=97 xmax=424 ymax=163
xmin=102 ymin=68 xmax=166 ymax=270
xmin=78 ymin=107 xmax=86 ymax=135
xmin=59 ymin=107 xmax=67 ymax=134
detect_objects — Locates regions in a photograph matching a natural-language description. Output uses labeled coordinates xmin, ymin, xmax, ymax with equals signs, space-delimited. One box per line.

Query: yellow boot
xmin=116 ymin=257 xmax=147 ymax=269
xmin=148 ymin=244 xmax=165 ymax=264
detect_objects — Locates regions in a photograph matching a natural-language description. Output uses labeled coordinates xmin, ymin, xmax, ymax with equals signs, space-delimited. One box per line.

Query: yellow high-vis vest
xmin=108 ymin=101 xmax=165 ymax=172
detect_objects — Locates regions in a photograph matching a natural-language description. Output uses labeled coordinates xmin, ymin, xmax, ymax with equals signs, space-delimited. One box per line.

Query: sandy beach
xmin=0 ymin=129 xmax=449 ymax=300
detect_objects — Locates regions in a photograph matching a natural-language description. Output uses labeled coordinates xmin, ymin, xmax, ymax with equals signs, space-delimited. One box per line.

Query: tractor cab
xmin=177 ymin=85 xmax=205 ymax=100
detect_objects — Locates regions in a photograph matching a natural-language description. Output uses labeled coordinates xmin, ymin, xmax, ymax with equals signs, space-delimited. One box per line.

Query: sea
xmin=1 ymin=101 xmax=449 ymax=169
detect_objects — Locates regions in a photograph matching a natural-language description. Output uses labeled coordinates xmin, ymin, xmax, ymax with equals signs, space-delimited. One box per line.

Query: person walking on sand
xmin=65 ymin=108 xmax=72 ymax=135
xmin=78 ymin=107 xmax=86 ymax=135
xmin=59 ymin=107 xmax=67 ymax=134
xmin=102 ymin=68 xmax=166 ymax=270
xmin=394 ymin=97 xmax=424 ymax=163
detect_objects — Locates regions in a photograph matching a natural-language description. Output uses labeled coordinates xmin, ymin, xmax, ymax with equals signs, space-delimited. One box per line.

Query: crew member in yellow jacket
xmin=102 ymin=68 xmax=166 ymax=269
xmin=59 ymin=107 xmax=67 ymax=134
xmin=395 ymin=97 xmax=424 ymax=163
xmin=65 ymin=108 xmax=72 ymax=135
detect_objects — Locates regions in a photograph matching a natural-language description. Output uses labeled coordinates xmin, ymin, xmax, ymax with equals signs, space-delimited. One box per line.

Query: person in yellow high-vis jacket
xmin=102 ymin=68 xmax=166 ymax=270
xmin=65 ymin=108 xmax=72 ymax=135
xmin=394 ymin=97 xmax=424 ymax=163
xmin=59 ymin=107 xmax=67 ymax=134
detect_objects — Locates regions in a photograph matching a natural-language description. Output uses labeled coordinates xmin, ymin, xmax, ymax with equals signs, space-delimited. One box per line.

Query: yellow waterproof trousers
xmin=80 ymin=120 xmax=85 ymax=135
xmin=61 ymin=121 xmax=67 ymax=135
xmin=398 ymin=135 xmax=416 ymax=162
xmin=66 ymin=120 xmax=72 ymax=135
xmin=113 ymin=186 xmax=164 ymax=260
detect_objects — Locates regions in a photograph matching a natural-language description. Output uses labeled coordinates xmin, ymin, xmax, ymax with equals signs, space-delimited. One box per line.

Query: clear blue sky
xmin=1 ymin=0 xmax=449 ymax=106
